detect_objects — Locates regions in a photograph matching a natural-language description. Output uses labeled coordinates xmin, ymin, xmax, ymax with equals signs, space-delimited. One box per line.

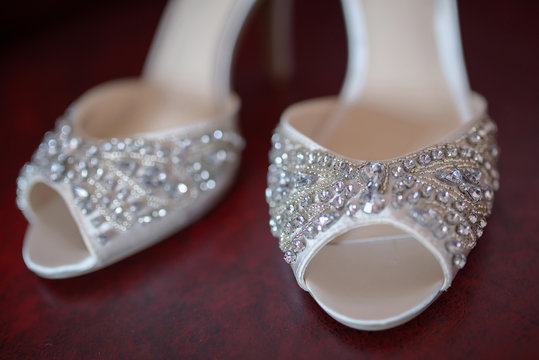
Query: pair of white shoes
xmin=16 ymin=0 xmax=499 ymax=331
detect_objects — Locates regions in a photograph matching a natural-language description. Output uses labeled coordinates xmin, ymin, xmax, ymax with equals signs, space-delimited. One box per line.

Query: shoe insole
xmin=72 ymin=81 xmax=218 ymax=139
xmin=290 ymin=0 xmax=468 ymax=160
xmin=75 ymin=0 xmax=252 ymax=140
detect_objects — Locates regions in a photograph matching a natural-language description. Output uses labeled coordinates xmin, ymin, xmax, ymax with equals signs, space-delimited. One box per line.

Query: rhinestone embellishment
xmin=17 ymin=117 xmax=243 ymax=244
xmin=267 ymin=117 xmax=498 ymax=270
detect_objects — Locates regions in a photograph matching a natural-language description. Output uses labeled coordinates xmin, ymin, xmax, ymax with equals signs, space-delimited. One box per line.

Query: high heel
xmin=16 ymin=0 xmax=257 ymax=278
xmin=266 ymin=0 xmax=499 ymax=330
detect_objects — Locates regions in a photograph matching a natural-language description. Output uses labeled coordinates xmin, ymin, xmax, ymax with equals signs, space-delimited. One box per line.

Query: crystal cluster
xmin=266 ymin=118 xmax=499 ymax=269
xmin=17 ymin=117 xmax=243 ymax=245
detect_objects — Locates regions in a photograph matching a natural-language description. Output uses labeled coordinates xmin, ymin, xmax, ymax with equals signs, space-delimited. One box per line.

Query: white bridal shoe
xmin=266 ymin=0 xmax=499 ymax=330
xmin=16 ymin=0 xmax=257 ymax=278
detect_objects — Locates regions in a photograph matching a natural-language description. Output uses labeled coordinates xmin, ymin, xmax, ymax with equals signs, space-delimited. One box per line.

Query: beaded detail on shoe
xmin=17 ymin=115 xmax=244 ymax=245
xmin=266 ymin=116 xmax=499 ymax=268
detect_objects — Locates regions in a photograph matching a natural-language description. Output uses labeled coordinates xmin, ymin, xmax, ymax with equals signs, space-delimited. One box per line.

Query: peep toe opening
xmin=23 ymin=183 xmax=96 ymax=278
xmin=305 ymin=224 xmax=444 ymax=330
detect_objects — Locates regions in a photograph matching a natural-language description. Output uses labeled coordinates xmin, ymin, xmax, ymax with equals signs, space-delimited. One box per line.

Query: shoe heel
xmin=264 ymin=0 xmax=294 ymax=83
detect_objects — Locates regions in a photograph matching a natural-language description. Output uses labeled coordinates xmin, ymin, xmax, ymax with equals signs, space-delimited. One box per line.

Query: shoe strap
xmin=266 ymin=94 xmax=499 ymax=291
xmin=144 ymin=0 xmax=257 ymax=109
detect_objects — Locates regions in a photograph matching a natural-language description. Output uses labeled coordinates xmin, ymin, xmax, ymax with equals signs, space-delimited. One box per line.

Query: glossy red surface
xmin=1 ymin=1 xmax=538 ymax=358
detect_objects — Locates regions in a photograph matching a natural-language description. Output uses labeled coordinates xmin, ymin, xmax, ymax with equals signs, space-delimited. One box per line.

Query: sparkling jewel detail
xmin=267 ymin=117 xmax=498 ymax=270
xmin=17 ymin=117 xmax=243 ymax=245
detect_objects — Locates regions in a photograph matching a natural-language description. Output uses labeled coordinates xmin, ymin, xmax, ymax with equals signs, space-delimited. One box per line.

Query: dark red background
xmin=1 ymin=0 xmax=538 ymax=358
